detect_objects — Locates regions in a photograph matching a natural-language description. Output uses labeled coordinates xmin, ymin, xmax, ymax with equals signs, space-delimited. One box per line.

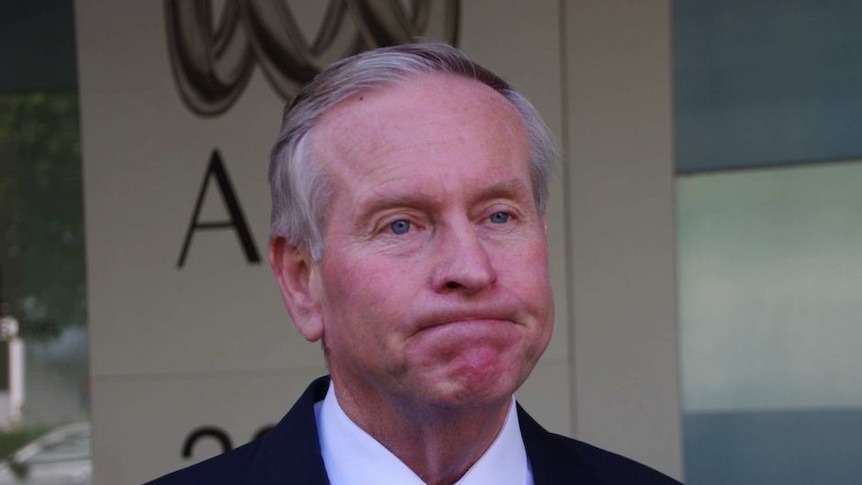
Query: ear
xmin=269 ymin=236 xmax=324 ymax=342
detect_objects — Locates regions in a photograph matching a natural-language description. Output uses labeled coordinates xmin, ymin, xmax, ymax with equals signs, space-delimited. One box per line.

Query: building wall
xmin=74 ymin=1 xmax=681 ymax=483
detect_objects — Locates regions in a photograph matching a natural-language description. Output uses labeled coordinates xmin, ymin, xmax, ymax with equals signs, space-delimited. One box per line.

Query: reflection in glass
xmin=1 ymin=4 xmax=91 ymax=483
xmin=0 ymin=93 xmax=89 ymax=431
xmin=0 ymin=423 xmax=91 ymax=484
xmin=677 ymin=162 xmax=862 ymax=484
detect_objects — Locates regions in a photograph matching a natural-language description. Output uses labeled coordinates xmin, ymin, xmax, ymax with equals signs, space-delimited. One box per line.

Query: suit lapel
xmin=518 ymin=404 xmax=607 ymax=485
xmin=243 ymin=377 xmax=332 ymax=485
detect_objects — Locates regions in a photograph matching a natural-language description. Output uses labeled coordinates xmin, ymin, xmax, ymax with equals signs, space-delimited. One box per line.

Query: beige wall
xmin=563 ymin=1 xmax=681 ymax=474
xmin=76 ymin=1 xmax=681 ymax=483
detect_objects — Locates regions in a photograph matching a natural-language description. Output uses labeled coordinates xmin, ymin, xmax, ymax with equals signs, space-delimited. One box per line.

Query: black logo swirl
xmin=165 ymin=0 xmax=460 ymax=116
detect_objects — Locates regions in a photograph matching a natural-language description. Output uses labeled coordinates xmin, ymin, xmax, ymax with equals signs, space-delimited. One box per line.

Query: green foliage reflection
xmin=0 ymin=93 xmax=84 ymax=341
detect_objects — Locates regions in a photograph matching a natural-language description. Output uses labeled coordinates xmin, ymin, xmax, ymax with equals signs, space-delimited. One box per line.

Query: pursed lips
xmin=410 ymin=307 xmax=523 ymax=335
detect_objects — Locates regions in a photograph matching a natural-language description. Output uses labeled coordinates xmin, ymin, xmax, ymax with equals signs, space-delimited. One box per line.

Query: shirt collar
xmin=314 ymin=382 xmax=533 ymax=485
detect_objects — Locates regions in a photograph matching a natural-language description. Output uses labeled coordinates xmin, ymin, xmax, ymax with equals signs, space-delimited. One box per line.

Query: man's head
xmin=269 ymin=42 xmax=555 ymax=261
xmin=269 ymin=43 xmax=555 ymax=412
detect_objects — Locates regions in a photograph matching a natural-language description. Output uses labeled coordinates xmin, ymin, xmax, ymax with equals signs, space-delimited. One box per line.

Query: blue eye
xmin=389 ymin=220 xmax=411 ymax=234
xmin=489 ymin=212 xmax=510 ymax=224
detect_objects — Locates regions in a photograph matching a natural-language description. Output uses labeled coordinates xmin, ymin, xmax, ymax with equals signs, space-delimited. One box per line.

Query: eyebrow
xmin=355 ymin=178 xmax=534 ymax=225
xmin=474 ymin=179 xmax=533 ymax=205
xmin=353 ymin=192 xmax=432 ymax=228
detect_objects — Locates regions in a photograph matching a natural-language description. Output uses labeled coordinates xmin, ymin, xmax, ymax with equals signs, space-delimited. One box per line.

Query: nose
xmin=431 ymin=220 xmax=497 ymax=295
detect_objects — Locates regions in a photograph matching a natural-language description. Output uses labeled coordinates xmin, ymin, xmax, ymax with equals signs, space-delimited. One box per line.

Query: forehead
xmin=310 ymin=73 xmax=529 ymax=178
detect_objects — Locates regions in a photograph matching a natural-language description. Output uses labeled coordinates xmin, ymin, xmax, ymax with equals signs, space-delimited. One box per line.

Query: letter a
xmin=177 ymin=150 xmax=261 ymax=267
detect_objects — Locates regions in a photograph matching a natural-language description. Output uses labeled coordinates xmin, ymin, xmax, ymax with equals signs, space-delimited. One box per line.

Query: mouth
xmin=406 ymin=313 xmax=525 ymax=362
xmin=412 ymin=307 xmax=520 ymax=335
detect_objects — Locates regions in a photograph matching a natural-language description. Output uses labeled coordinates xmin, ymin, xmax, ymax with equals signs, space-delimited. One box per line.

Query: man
xmin=148 ymin=43 xmax=681 ymax=485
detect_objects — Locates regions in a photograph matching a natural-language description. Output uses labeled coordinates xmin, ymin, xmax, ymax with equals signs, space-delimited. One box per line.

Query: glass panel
xmin=677 ymin=161 xmax=862 ymax=484
xmin=674 ymin=0 xmax=862 ymax=173
xmin=0 ymin=3 xmax=90 ymax=484
xmin=25 ymin=423 xmax=91 ymax=464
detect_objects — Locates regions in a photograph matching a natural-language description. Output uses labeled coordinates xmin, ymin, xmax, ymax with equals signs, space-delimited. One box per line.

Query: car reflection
xmin=0 ymin=423 xmax=90 ymax=485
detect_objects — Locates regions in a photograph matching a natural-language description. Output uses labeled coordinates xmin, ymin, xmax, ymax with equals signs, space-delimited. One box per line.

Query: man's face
xmin=283 ymin=74 xmax=553 ymax=410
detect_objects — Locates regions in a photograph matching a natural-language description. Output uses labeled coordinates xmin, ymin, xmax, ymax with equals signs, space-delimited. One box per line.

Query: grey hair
xmin=269 ymin=42 xmax=555 ymax=261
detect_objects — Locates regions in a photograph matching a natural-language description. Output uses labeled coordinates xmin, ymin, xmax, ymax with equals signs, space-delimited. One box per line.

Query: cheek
xmin=511 ymin=240 xmax=551 ymax=292
xmin=513 ymin=240 xmax=554 ymax=340
xmin=329 ymin=259 xmax=395 ymax=302
xmin=318 ymin=257 xmax=407 ymax=334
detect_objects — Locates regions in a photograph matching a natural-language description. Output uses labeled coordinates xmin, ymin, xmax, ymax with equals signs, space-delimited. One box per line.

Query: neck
xmin=331 ymin=379 xmax=511 ymax=485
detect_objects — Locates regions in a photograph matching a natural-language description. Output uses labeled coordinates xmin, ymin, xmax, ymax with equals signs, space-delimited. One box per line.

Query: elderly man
xmin=147 ymin=43 xmax=680 ymax=485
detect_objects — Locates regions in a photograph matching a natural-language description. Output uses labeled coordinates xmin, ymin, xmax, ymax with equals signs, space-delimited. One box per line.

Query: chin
xmin=423 ymin=366 xmax=527 ymax=409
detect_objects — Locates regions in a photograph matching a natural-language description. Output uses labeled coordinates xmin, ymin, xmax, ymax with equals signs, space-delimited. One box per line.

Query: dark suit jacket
xmin=146 ymin=376 xmax=681 ymax=484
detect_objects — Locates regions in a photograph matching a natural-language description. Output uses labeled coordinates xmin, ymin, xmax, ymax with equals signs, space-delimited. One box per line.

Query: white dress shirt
xmin=314 ymin=383 xmax=534 ymax=485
